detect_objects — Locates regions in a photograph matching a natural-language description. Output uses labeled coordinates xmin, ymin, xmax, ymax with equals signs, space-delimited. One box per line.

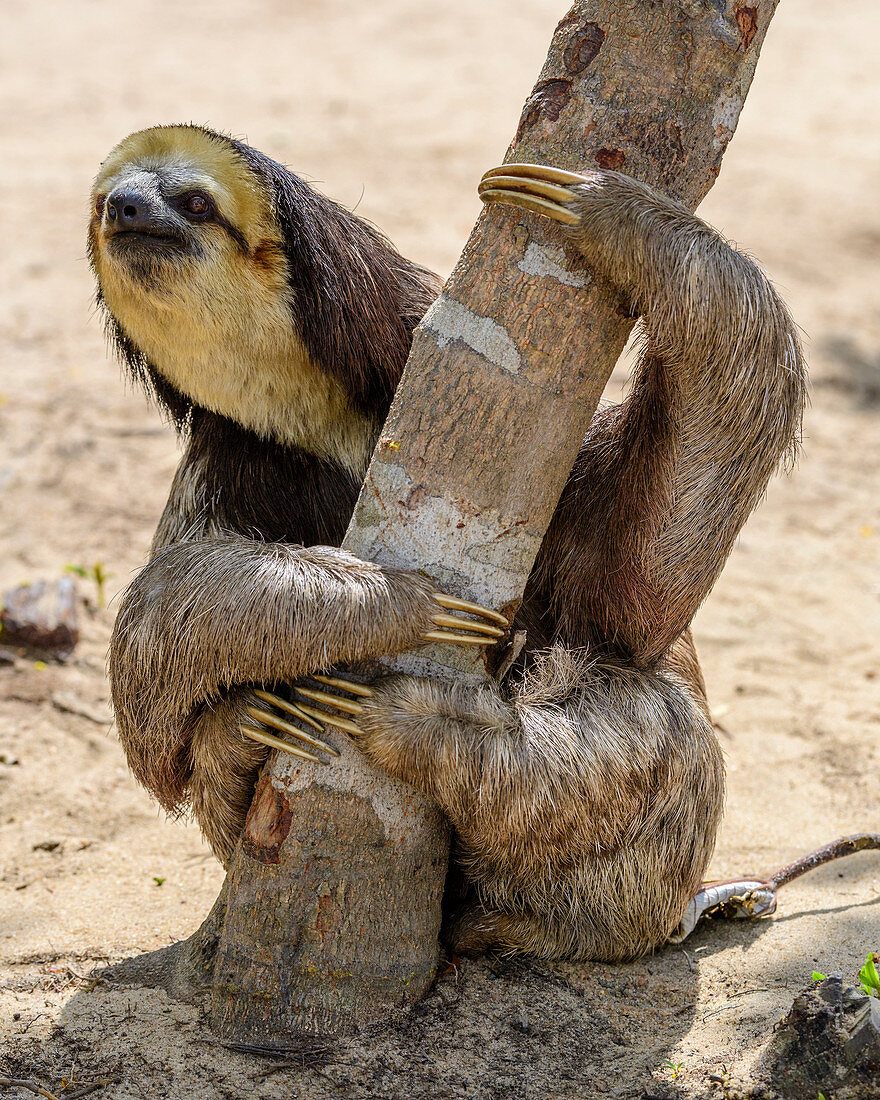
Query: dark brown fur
xmin=92 ymin=128 xmax=806 ymax=960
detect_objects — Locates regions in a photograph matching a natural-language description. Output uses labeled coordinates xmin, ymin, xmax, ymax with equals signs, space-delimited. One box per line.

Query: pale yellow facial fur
xmin=91 ymin=126 xmax=375 ymax=473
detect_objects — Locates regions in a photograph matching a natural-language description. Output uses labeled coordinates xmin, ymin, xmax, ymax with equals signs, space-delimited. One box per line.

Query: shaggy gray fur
xmin=358 ymin=645 xmax=723 ymax=959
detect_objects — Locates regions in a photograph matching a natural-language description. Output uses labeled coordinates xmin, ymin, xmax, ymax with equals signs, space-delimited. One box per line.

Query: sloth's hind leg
xmin=187 ymin=690 xmax=269 ymax=866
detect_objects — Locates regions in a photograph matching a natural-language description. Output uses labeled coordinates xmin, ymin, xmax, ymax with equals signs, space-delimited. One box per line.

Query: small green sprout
xmin=152 ymin=876 xmax=166 ymax=887
xmin=811 ymin=953 xmax=880 ymax=997
xmin=859 ymin=953 xmax=880 ymax=998
xmin=661 ymin=1059 xmax=684 ymax=1079
xmin=65 ymin=562 xmax=112 ymax=608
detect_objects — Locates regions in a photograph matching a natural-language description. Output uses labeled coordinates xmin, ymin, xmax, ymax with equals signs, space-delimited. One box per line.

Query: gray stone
xmin=0 ymin=577 xmax=78 ymax=658
xmin=756 ymin=976 xmax=880 ymax=1098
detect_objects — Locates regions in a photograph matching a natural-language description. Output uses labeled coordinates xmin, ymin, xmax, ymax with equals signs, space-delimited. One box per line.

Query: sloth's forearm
xmin=565 ymin=175 xmax=806 ymax=660
xmin=109 ymin=538 xmax=438 ymax=814
xmin=111 ymin=537 xmax=438 ymax=706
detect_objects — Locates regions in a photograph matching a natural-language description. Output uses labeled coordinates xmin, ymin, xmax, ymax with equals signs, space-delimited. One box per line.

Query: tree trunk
xmin=168 ymin=0 xmax=780 ymax=1040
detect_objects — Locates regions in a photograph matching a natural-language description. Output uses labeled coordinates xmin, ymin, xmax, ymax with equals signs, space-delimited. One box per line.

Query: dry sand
xmin=1 ymin=1 xmax=879 ymax=1097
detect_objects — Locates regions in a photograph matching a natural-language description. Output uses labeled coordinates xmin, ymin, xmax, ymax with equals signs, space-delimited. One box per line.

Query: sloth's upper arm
xmin=108 ymin=536 xmax=442 ymax=811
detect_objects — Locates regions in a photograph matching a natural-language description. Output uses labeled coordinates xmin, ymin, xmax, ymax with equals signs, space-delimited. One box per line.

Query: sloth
xmin=89 ymin=124 xmax=805 ymax=962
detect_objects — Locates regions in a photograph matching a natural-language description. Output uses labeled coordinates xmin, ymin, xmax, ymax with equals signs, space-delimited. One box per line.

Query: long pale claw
xmin=246 ymin=705 xmax=339 ymax=757
xmin=312 ymin=674 xmax=374 ymax=698
xmin=480 ymin=175 xmax=576 ymax=207
xmin=431 ymin=613 xmax=504 ymax=638
xmin=423 ymin=630 xmax=496 ymax=646
xmin=481 ymin=163 xmax=593 ymax=187
xmin=294 ymin=702 xmax=363 ymax=737
xmin=433 ymin=592 xmax=508 ymax=627
xmin=253 ymin=688 xmax=325 ymax=732
xmin=478 ymin=162 xmax=592 ymax=226
xmin=241 ymin=724 xmax=325 ymax=764
xmin=479 ymin=188 xmax=580 ymax=226
xmin=296 ymin=686 xmax=364 ymax=717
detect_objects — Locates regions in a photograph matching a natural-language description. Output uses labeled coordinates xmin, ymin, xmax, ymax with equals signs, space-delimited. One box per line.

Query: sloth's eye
xmin=94 ymin=195 xmax=106 ymax=217
xmin=180 ymin=192 xmax=212 ymax=219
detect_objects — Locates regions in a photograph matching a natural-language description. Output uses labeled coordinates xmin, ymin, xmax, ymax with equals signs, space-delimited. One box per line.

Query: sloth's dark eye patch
xmin=94 ymin=194 xmax=106 ymax=217
xmin=178 ymin=191 xmax=213 ymax=220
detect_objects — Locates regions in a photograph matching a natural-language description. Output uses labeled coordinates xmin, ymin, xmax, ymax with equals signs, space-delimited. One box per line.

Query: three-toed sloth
xmin=90 ymin=125 xmax=805 ymax=962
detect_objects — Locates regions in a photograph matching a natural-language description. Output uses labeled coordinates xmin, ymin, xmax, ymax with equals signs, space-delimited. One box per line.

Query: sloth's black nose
xmin=105 ymin=188 xmax=155 ymax=232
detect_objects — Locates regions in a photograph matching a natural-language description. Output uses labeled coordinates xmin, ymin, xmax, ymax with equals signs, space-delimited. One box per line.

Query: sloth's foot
xmin=244 ymin=676 xmax=369 ymax=753
xmin=241 ymin=593 xmax=504 ymax=757
xmin=241 ymin=688 xmax=340 ymax=762
xmin=478 ymin=162 xmax=589 ymax=225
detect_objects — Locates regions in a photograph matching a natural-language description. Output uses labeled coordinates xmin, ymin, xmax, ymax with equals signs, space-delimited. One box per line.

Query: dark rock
xmin=0 ymin=578 xmax=78 ymax=658
xmin=756 ymin=976 xmax=880 ymax=1098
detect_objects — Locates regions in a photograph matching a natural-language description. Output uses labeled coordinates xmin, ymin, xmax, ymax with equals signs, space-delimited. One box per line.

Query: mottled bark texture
xmin=203 ymin=0 xmax=780 ymax=1039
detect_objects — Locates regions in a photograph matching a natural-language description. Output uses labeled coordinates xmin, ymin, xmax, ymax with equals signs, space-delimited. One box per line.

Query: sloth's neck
xmin=154 ymin=341 xmax=378 ymax=476
xmin=188 ymin=407 xmax=366 ymax=546
xmin=124 ymin=311 xmax=378 ymax=475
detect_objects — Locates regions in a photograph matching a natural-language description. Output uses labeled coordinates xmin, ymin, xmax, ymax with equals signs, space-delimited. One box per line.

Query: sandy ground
xmin=1 ymin=1 xmax=879 ymax=1097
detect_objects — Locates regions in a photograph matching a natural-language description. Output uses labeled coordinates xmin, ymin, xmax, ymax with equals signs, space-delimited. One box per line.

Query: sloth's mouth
xmin=107 ymin=229 xmax=184 ymax=248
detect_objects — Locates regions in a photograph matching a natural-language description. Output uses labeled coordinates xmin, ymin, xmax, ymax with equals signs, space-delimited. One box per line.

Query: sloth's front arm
xmin=110 ymin=536 xmax=503 ymax=859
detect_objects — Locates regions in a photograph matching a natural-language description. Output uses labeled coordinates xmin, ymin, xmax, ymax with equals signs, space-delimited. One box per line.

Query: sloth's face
xmin=88 ymin=127 xmax=294 ymax=376
xmin=88 ymin=126 xmax=282 ymax=300
xmin=91 ymin=142 xmax=245 ymax=295
xmin=86 ymin=127 xmax=370 ymax=466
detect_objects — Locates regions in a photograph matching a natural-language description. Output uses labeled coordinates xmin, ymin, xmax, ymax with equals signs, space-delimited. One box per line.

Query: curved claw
xmin=481 ymin=163 xmax=593 ymax=188
xmin=423 ymin=630 xmax=496 ymax=646
xmin=431 ymin=613 xmax=504 ymax=638
xmin=480 ymin=175 xmax=577 ymax=209
xmin=312 ymin=674 xmax=374 ymax=698
xmin=433 ymin=592 xmax=508 ymax=627
xmin=253 ymin=688 xmax=324 ymax=732
xmin=296 ymin=685 xmax=364 ymax=716
xmin=246 ymin=703 xmax=339 ymax=757
xmin=478 ymin=163 xmax=593 ymax=226
xmin=240 ymin=724 xmax=325 ymax=764
xmin=294 ymin=702 xmax=363 ymax=737
xmin=479 ymin=187 xmax=580 ymax=226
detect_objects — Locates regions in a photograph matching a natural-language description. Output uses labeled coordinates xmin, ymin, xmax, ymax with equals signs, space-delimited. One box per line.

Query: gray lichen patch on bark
xmin=421 ymin=295 xmax=523 ymax=374
xmin=518 ymin=242 xmax=590 ymax=288
xmin=354 ymin=459 xmax=545 ymax=611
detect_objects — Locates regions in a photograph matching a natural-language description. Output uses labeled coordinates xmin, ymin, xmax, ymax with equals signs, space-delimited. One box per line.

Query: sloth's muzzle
xmin=103 ymin=186 xmax=182 ymax=245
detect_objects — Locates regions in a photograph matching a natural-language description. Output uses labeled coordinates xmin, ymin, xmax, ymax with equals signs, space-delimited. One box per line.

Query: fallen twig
xmin=768 ymin=833 xmax=880 ymax=889
xmin=0 ymin=1078 xmax=60 ymax=1100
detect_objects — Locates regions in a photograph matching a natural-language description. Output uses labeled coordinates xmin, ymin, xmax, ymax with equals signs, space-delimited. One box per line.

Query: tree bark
xmin=171 ymin=0 xmax=781 ymax=1040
